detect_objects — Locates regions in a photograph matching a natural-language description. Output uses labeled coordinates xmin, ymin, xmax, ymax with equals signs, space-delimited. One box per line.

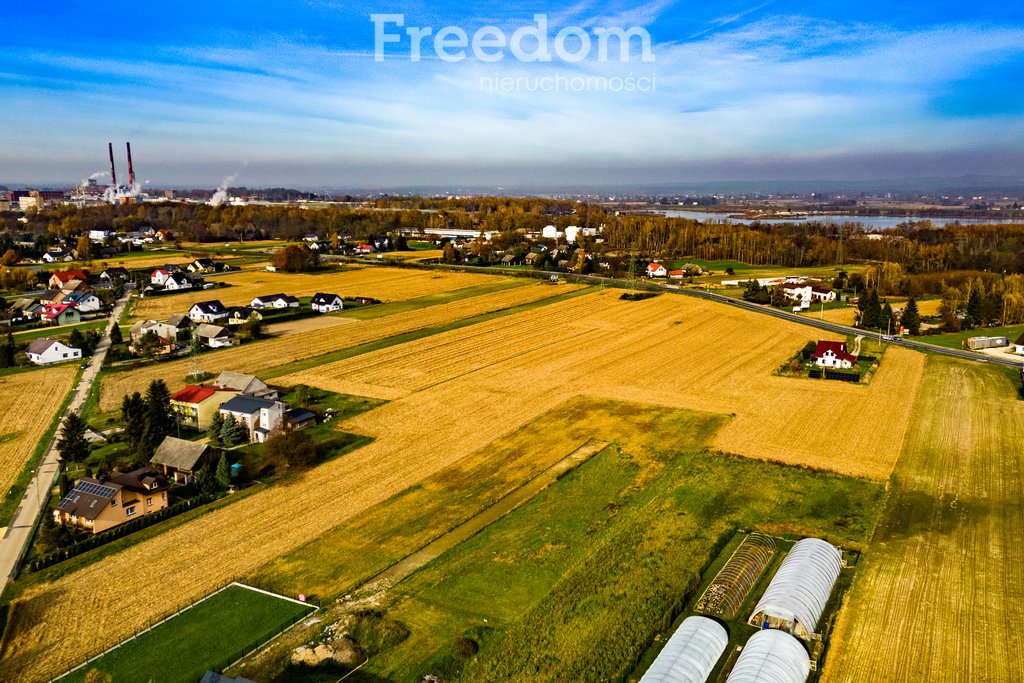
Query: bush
xmin=454 ymin=637 xmax=479 ymax=658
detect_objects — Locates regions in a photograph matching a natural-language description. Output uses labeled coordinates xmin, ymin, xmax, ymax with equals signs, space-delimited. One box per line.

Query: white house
xmin=163 ymin=273 xmax=193 ymax=291
xmin=218 ymin=395 xmax=286 ymax=443
xmin=810 ymin=286 xmax=836 ymax=302
xmin=811 ymin=340 xmax=857 ymax=369
xmin=189 ymin=300 xmax=228 ymax=323
xmin=646 ymin=263 xmax=668 ymax=278
xmin=61 ymin=291 xmax=101 ymax=313
xmin=1013 ymin=333 xmax=1024 ymax=355
xmin=250 ymin=294 xmax=300 ymax=309
xmin=88 ymin=229 xmax=114 ymax=240
xmin=26 ymin=338 xmax=81 ymax=365
xmin=194 ymin=323 xmax=237 ymax=348
xmin=310 ymin=293 xmax=343 ymax=313
xmin=150 ymin=269 xmax=172 ymax=286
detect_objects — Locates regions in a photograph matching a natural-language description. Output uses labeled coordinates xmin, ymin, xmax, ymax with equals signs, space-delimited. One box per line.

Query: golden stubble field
xmin=100 ymin=280 xmax=579 ymax=410
xmin=128 ymin=266 xmax=497 ymax=322
xmin=823 ymin=357 xmax=1024 ymax=682
xmin=1 ymin=289 xmax=929 ymax=680
xmin=0 ymin=367 xmax=77 ymax=505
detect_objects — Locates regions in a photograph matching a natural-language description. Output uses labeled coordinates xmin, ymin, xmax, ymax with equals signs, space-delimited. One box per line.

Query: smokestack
xmin=126 ymin=142 xmax=136 ymax=189
xmin=107 ymin=142 xmax=118 ymax=189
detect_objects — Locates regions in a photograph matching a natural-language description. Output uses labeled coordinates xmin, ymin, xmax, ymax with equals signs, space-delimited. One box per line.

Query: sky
xmin=2 ymin=1 xmax=1024 ymax=190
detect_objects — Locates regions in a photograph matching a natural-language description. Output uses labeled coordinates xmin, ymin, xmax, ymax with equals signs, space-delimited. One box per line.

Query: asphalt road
xmin=0 ymin=284 xmax=134 ymax=590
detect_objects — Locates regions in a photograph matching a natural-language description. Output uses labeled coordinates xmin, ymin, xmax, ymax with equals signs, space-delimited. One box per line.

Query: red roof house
xmin=48 ymin=269 xmax=88 ymax=289
xmin=811 ymin=340 xmax=857 ymax=369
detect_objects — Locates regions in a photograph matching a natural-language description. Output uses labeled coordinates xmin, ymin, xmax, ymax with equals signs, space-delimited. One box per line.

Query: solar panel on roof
xmin=77 ymin=481 xmax=117 ymax=498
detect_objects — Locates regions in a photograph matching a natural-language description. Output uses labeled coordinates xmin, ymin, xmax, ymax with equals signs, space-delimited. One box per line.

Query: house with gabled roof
xmin=54 ymin=469 xmax=169 ymax=534
xmin=1013 ymin=332 xmax=1024 ymax=355
xmin=170 ymin=384 xmax=237 ymax=430
xmin=151 ymin=268 xmax=173 ymax=286
xmin=48 ymin=269 xmax=88 ymax=289
xmin=219 ymin=395 xmax=285 ymax=443
xmin=225 ymin=306 xmax=262 ymax=326
xmin=163 ymin=272 xmax=193 ymax=291
xmin=212 ymin=371 xmax=277 ymax=399
xmin=189 ymin=300 xmax=228 ymax=323
xmin=188 ymin=258 xmax=216 ymax=273
xmin=250 ymin=293 xmax=300 ymax=309
xmin=310 ymin=293 xmax=343 ymax=313
xmin=811 ymin=340 xmax=857 ymax=369
xmin=150 ymin=436 xmax=216 ymax=484
xmin=26 ymin=338 xmax=81 ymax=364
xmin=61 ymin=290 xmax=102 ymax=313
xmin=646 ymin=263 xmax=668 ymax=278
xmin=39 ymin=302 xmax=82 ymax=325
xmin=99 ymin=267 xmax=129 ymax=283
xmin=195 ymin=323 xmax=237 ymax=348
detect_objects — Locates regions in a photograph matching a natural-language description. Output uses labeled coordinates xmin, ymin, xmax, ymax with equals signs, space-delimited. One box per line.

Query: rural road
xmin=0 ymin=284 xmax=133 ymax=591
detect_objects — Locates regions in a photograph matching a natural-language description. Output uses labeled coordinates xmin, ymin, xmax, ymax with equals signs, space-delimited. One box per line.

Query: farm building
xmin=639 ymin=616 xmax=728 ymax=683
xmin=810 ymin=340 xmax=857 ymax=369
xmin=966 ymin=336 xmax=1009 ymax=351
xmin=749 ymin=538 xmax=843 ymax=639
xmin=151 ymin=436 xmax=216 ymax=484
xmin=726 ymin=629 xmax=810 ymax=683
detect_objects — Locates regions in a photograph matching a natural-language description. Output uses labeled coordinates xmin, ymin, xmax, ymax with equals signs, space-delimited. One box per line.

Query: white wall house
xmin=189 ymin=300 xmax=228 ymax=323
xmin=219 ymin=395 xmax=285 ymax=443
xmin=150 ymin=269 xmax=172 ymax=286
xmin=310 ymin=293 xmax=343 ymax=313
xmin=26 ymin=338 xmax=81 ymax=365
xmin=811 ymin=340 xmax=857 ymax=369
xmin=646 ymin=263 xmax=668 ymax=278
xmin=163 ymin=273 xmax=193 ymax=291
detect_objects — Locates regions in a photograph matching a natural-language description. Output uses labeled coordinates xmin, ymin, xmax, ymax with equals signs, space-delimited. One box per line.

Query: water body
xmin=649 ymin=209 xmax=1024 ymax=230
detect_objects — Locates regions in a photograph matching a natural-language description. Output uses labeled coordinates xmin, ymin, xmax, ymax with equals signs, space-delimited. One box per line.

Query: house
xmin=1014 ymin=333 xmax=1024 ymax=355
xmin=189 ymin=300 xmax=228 ymax=323
xmin=668 ymin=270 xmax=686 ymax=279
xmin=150 ymin=269 xmax=172 ymax=286
xmin=310 ymin=293 xmax=343 ymax=313
xmin=286 ymin=407 xmax=317 ymax=430
xmin=219 ymin=395 xmax=285 ymax=443
xmin=250 ymin=293 xmax=300 ymax=309
xmin=43 ymin=251 xmax=74 ymax=263
xmin=88 ymin=229 xmax=114 ymax=240
xmin=187 ymin=258 xmax=216 ymax=274
xmin=170 ymin=384 xmax=236 ymax=430
xmin=212 ymin=371 xmax=278 ymax=399
xmin=782 ymin=283 xmax=814 ymax=303
xmin=811 ymin=340 xmax=857 ymax=369
xmin=194 ymin=323 xmax=237 ymax=348
xmin=352 ymin=296 xmax=381 ymax=306
xmin=131 ymin=316 xmax=192 ymax=345
xmin=59 ymin=279 xmax=93 ymax=295
xmin=10 ymin=298 xmax=41 ymax=320
xmin=810 ymin=286 xmax=836 ymax=302
xmin=53 ymin=469 xmax=169 ymax=534
xmin=40 ymin=303 xmax=82 ymax=325
xmin=225 ymin=307 xmax=262 ymax=326
xmin=48 ymin=270 xmax=88 ymax=289
xmin=355 ymin=244 xmax=375 ymax=254
xmin=646 ymin=263 xmax=668 ymax=278
xmin=26 ymin=338 xmax=81 ymax=364
xmin=128 ymin=322 xmax=177 ymax=355
xmin=99 ymin=267 xmax=129 ymax=283
xmin=61 ymin=291 xmax=102 ymax=313
xmin=150 ymin=436 xmax=217 ymax=484
xmin=163 ymin=272 xmax=193 ymax=291
xmin=164 ymin=314 xmax=194 ymax=339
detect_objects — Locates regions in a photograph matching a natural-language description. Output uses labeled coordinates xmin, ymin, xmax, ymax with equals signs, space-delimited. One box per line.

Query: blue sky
xmin=3 ymin=1 xmax=1024 ymax=189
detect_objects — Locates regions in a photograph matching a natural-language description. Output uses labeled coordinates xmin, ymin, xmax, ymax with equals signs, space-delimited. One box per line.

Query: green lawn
xmin=62 ymin=584 xmax=314 ymax=683
xmin=909 ymin=323 xmax=1024 ymax=350
xmin=13 ymin=320 xmax=107 ymax=342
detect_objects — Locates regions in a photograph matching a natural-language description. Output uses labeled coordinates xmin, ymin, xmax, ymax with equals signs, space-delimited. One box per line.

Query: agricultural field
xmin=822 ymin=357 xmax=1024 ymax=682
xmin=127 ymin=265 xmax=500 ymax=322
xmin=99 ymin=280 xmax=578 ymax=410
xmin=0 ymin=366 xmax=77 ymax=510
xmin=0 ymin=288 xmax=925 ymax=680
xmin=61 ymin=584 xmax=314 ymax=683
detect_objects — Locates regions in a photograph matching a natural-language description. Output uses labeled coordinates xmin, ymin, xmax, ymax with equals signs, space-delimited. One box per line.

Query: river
xmin=648 ymin=209 xmax=1024 ymax=229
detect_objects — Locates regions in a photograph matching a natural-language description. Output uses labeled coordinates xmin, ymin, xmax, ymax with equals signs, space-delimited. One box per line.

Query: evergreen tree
xmin=0 ymin=330 xmax=15 ymax=368
xmin=68 ymin=328 xmax=85 ymax=352
xmin=208 ymin=411 xmax=224 ymax=445
xmin=194 ymin=463 xmax=217 ymax=496
xmin=882 ymin=301 xmax=895 ymax=335
xmin=901 ymin=297 xmax=922 ymax=335
xmin=215 ymin=453 xmax=231 ymax=490
xmin=220 ymin=414 xmax=247 ymax=446
xmin=109 ymin=324 xmax=123 ymax=346
xmin=965 ymin=288 xmax=983 ymax=329
xmin=861 ymin=289 xmax=882 ymax=330
xmin=120 ymin=391 xmax=146 ymax=456
xmin=145 ymin=379 xmax=174 ymax=441
xmin=57 ymin=412 xmax=90 ymax=464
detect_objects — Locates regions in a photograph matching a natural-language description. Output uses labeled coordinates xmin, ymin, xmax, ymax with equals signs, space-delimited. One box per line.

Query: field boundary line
xmin=231 ymin=580 xmax=318 ymax=608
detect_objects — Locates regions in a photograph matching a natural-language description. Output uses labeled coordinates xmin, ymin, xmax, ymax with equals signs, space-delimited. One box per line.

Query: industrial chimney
xmin=107 ymin=142 xmax=118 ymax=189
xmin=126 ymin=142 xmax=136 ymax=190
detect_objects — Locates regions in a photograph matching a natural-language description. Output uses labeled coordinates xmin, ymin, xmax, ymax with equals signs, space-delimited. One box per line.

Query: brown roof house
xmin=54 ymin=469 xmax=169 ymax=534
xmin=151 ymin=436 xmax=217 ymax=484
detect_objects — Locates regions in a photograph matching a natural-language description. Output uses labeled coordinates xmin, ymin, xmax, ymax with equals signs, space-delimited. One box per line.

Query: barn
xmin=639 ymin=616 xmax=728 ymax=683
xmin=726 ymin=629 xmax=810 ymax=683
xmin=748 ymin=537 xmax=842 ymax=639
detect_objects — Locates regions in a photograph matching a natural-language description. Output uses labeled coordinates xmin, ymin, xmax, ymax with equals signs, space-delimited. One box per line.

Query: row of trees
xmin=119 ymin=380 xmax=174 ymax=465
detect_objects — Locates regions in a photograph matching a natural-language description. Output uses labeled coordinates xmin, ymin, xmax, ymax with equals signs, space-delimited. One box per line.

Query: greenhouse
xmin=640 ymin=616 xmax=729 ymax=683
xmin=726 ymin=629 xmax=810 ymax=683
xmin=748 ymin=537 xmax=843 ymax=639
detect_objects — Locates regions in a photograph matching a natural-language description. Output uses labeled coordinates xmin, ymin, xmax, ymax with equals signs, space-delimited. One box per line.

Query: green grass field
xmin=908 ymin=322 xmax=1024 ymax=349
xmin=253 ymin=399 xmax=884 ymax=683
xmin=61 ymin=584 xmax=314 ymax=683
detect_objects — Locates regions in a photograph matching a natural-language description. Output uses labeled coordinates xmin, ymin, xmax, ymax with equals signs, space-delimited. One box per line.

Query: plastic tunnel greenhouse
xmin=639 ymin=616 xmax=729 ymax=683
xmin=748 ymin=537 xmax=842 ymax=639
xmin=726 ymin=629 xmax=810 ymax=683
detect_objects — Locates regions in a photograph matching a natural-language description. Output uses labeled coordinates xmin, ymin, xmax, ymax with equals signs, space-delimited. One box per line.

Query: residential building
xmin=646 ymin=263 xmax=668 ymax=278
xmin=250 ymin=293 xmax=300 ymax=309
xmin=310 ymin=293 xmax=343 ymax=313
xmin=286 ymin=407 xmax=317 ymax=430
xmin=811 ymin=340 xmax=857 ymax=369
xmin=212 ymin=371 xmax=277 ymax=399
xmin=219 ymin=395 xmax=285 ymax=442
xmin=170 ymin=384 xmax=236 ymax=430
xmin=99 ymin=267 xmax=129 ymax=283
xmin=39 ymin=303 xmax=82 ymax=325
xmin=151 ymin=436 xmax=217 ymax=484
xmin=48 ymin=270 xmax=89 ymax=289
xmin=53 ymin=469 xmax=169 ymax=534
xmin=61 ymin=291 xmax=102 ymax=313
xmin=26 ymin=338 xmax=81 ymax=364
xmin=188 ymin=258 xmax=216 ymax=273
xmin=163 ymin=272 xmax=193 ymax=291
xmin=189 ymin=300 xmax=228 ymax=323
xmin=1015 ymin=333 xmax=1024 ymax=355
xmin=150 ymin=269 xmax=172 ymax=286
xmin=225 ymin=307 xmax=262 ymax=325
xmin=195 ymin=323 xmax=237 ymax=348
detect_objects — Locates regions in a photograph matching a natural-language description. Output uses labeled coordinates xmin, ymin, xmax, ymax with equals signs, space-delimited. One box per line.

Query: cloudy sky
xmin=2 ymin=1 xmax=1024 ymax=189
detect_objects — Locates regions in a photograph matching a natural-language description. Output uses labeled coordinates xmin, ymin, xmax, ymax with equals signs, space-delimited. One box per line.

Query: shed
xmin=640 ymin=616 xmax=728 ymax=683
xmin=726 ymin=629 xmax=809 ymax=683
xmin=749 ymin=538 xmax=842 ymax=639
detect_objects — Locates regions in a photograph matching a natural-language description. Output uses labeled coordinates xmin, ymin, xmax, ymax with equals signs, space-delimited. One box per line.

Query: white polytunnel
xmin=640 ymin=616 xmax=729 ymax=683
xmin=726 ymin=629 xmax=810 ymax=683
xmin=749 ymin=537 xmax=843 ymax=639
